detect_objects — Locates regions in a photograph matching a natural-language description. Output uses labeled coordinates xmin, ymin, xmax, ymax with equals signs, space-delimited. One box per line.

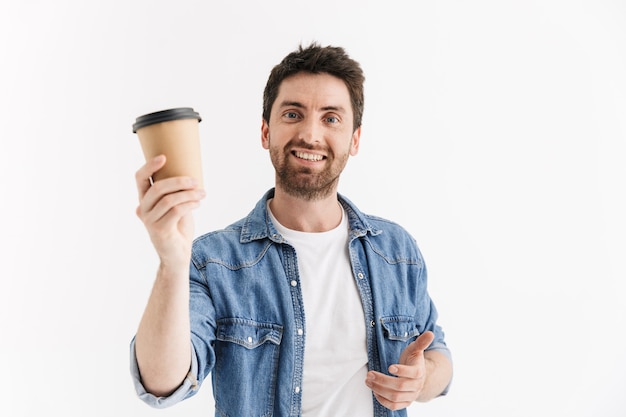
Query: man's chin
xmin=279 ymin=181 xmax=337 ymax=201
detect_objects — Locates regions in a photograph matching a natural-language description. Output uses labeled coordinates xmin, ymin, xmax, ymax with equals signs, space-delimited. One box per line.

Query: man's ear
xmin=350 ymin=126 xmax=362 ymax=156
xmin=261 ymin=119 xmax=270 ymax=149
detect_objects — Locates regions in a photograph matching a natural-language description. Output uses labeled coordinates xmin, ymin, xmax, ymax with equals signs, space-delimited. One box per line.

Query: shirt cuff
xmin=129 ymin=337 xmax=199 ymax=408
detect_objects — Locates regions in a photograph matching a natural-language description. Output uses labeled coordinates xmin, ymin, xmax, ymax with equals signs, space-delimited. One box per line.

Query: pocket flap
xmin=216 ymin=318 xmax=283 ymax=349
xmin=380 ymin=316 xmax=420 ymax=342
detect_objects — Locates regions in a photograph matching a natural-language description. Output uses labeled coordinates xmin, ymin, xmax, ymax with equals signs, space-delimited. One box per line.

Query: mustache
xmin=283 ymin=139 xmax=329 ymax=153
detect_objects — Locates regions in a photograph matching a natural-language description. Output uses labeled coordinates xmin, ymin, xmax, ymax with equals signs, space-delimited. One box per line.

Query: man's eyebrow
xmin=320 ymin=105 xmax=346 ymax=113
xmin=278 ymin=101 xmax=346 ymax=113
xmin=278 ymin=100 xmax=305 ymax=109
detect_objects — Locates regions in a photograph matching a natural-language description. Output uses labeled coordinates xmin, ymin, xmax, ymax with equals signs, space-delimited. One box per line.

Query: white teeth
xmin=295 ymin=151 xmax=323 ymax=161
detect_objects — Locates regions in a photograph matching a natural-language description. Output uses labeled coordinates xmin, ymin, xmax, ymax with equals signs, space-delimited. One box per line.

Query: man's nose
xmin=298 ymin=118 xmax=320 ymax=144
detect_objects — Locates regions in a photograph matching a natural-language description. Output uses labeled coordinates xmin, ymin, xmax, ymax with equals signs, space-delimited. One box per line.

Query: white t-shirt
xmin=269 ymin=202 xmax=374 ymax=416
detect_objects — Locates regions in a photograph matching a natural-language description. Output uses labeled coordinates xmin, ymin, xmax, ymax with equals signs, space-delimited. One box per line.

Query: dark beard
xmin=270 ymin=140 xmax=348 ymax=201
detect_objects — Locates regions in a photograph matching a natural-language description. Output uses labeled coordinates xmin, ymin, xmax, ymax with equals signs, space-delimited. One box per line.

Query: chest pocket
xmin=214 ymin=318 xmax=283 ymax=417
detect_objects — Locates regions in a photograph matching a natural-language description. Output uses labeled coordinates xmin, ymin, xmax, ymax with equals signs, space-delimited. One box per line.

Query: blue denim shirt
xmin=130 ymin=189 xmax=451 ymax=416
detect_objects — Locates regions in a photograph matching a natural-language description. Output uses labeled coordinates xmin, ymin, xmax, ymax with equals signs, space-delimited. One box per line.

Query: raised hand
xmin=135 ymin=155 xmax=205 ymax=267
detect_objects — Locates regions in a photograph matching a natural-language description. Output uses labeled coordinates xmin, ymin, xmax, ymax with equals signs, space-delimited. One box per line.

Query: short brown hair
xmin=262 ymin=43 xmax=365 ymax=131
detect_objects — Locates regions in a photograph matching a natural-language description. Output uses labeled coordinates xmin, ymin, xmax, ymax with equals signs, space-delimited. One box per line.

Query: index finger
xmin=135 ymin=155 xmax=166 ymax=200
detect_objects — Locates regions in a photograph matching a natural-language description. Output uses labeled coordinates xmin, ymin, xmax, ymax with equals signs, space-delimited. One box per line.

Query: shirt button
xmin=247 ymin=336 xmax=253 ymax=343
xmin=290 ymin=280 xmax=297 ymax=287
xmin=370 ymin=320 xmax=375 ymax=327
xmin=357 ymin=272 xmax=364 ymax=279
xmin=297 ymin=328 xmax=303 ymax=336
xmin=294 ymin=386 xmax=300 ymax=394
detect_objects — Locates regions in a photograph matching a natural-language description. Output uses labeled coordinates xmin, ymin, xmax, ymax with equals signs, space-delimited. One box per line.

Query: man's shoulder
xmin=341 ymin=195 xmax=412 ymax=237
xmin=192 ymin=190 xmax=273 ymax=246
xmin=192 ymin=214 xmax=251 ymax=248
xmin=361 ymin=212 xmax=404 ymax=229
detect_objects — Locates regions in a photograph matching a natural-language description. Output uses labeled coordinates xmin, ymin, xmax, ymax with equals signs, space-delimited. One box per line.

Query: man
xmin=130 ymin=43 xmax=452 ymax=416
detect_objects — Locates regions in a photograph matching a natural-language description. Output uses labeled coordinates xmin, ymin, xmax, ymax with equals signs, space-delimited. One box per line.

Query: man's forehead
xmin=275 ymin=73 xmax=351 ymax=109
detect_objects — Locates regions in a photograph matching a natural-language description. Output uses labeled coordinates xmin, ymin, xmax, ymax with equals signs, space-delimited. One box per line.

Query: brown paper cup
xmin=133 ymin=108 xmax=203 ymax=189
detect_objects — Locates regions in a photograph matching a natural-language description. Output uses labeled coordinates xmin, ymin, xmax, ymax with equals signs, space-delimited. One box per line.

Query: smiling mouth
xmin=293 ymin=151 xmax=324 ymax=162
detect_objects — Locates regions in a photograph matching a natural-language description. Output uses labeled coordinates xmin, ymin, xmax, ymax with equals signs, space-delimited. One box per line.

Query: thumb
xmin=136 ymin=155 xmax=167 ymax=199
xmin=399 ymin=331 xmax=435 ymax=366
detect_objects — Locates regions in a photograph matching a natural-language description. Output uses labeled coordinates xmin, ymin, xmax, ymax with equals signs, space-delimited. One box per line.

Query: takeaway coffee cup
xmin=132 ymin=107 xmax=204 ymax=189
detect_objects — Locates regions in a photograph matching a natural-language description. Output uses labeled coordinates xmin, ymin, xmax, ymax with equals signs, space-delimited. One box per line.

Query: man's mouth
xmin=293 ymin=151 xmax=324 ymax=162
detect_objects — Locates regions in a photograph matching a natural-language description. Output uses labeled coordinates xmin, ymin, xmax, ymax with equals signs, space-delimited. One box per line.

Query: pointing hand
xmin=365 ymin=331 xmax=435 ymax=411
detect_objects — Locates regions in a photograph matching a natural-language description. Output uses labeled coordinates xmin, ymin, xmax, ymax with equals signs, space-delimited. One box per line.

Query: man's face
xmin=261 ymin=72 xmax=361 ymax=201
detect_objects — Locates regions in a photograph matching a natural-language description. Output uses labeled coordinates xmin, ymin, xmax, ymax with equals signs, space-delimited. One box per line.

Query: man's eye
xmin=325 ymin=116 xmax=339 ymax=123
xmin=285 ymin=112 xmax=299 ymax=119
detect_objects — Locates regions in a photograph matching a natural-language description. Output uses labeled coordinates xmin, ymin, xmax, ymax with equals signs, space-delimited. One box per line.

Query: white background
xmin=1 ymin=1 xmax=625 ymax=416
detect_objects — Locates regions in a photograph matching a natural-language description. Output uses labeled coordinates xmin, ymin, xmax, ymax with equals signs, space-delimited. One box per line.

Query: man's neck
xmin=269 ymin=188 xmax=342 ymax=233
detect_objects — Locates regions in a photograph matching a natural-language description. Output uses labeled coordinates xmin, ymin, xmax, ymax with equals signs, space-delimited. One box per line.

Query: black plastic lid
xmin=132 ymin=107 xmax=202 ymax=133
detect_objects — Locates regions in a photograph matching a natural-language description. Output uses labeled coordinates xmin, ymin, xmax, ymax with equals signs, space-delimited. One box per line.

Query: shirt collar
xmin=239 ymin=188 xmax=382 ymax=244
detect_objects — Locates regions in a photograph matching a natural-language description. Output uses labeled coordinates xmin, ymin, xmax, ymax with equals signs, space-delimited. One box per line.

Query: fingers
xmin=138 ymin=186 xmax=204 ymax=232
xmin=135 ymin=155 xmax=203 ymax=220
xmin=135 ymin=155 xmax=205 ymax=236
xmin=366 ymin=371 xmax=420 ymax=411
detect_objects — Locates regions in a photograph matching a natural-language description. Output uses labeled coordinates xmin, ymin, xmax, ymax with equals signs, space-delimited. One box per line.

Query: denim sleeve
xmin=416 ymin=246 xmax=453 ymax=396
xmin=421 ymin=296 xmax=453 ymax=397
xmin=420 ymin=296 xmax=453 ymax=396
xmin=128 ymin=338 xmax=200 ymax=408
